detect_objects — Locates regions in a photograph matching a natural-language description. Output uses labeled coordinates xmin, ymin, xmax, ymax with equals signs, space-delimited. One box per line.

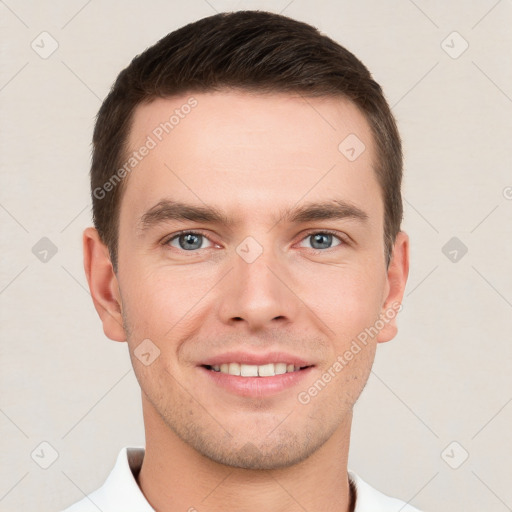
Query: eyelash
xmin=161 ymin=229 xmax=349 ymax=253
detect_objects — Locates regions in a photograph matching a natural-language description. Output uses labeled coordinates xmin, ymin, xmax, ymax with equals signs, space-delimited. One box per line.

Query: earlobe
xmin=83 ymin=227 xmax=127 ymax=342
xmin=377 ymin=231 xmax=409 ymax=344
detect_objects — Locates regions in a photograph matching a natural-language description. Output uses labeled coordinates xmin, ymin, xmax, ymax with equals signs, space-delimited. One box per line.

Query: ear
xmin=83 ymin=227 xmax=126 ymax=342
xmin=377 ymin=231 xmax=409 ymax=344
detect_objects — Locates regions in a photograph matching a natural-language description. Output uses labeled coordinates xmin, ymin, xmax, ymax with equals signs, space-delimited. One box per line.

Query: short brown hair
xmin=90 ymin=10 xmax=402 ymax=272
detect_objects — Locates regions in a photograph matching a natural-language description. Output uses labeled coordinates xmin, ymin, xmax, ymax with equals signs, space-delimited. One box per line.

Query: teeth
xmin=258 ymin=363 xmax=275 ymax=377
xmin=209 ymin=362 xmax=306 ymax=377
xmin=240 ymin=364 xmax=259 ymax=377
xmin=228 ymin=362 xmax=240 ymax=376
xmin=274 ymin=363 xmax=287 ymax=375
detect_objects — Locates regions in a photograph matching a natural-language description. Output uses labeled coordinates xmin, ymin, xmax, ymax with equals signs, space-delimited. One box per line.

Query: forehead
xmin=121 ymin=90 xmax=381 ymax=227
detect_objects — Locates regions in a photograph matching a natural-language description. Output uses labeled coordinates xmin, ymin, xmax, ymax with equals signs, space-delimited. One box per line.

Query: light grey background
xmin=1 ymin=1 xmax=511 ymax=511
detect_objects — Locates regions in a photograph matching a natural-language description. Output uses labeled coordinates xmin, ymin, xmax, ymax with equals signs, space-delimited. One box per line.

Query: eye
xmin=164 ymin=231 xmax=215 ymax=251
xmin=298 ymin=230 xmax=345 ymax=251
xmin=162 ymin=229 xmax=347 ymax=253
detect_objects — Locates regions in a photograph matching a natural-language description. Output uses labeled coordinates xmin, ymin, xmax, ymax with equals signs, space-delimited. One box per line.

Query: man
xmin=64 ymin=10 xmax=419 ymax=512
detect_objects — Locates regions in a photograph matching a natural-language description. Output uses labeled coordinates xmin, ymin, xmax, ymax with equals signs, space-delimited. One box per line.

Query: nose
xmin=216 ymin=239 xmax=300 ymax=331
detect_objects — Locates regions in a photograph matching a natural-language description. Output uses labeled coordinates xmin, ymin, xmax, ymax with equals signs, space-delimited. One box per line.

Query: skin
xmin=83 ymin=90 xmax=409 ymax=512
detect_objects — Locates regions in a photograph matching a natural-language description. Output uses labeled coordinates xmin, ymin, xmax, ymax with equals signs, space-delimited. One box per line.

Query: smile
xmin=203 ymin=362 xmax=311 ymax=377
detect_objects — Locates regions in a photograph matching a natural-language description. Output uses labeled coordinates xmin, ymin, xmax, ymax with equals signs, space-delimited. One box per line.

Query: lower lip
xmin=198 ymin=365 xmax=315 ymax=397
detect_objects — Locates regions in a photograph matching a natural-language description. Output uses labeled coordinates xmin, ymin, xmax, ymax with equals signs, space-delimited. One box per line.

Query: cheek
xmin=120 ymin=243 xmax=387 ymax=344
xmin=297 ymin=264 xmax=385 ymax=339
xmin=120 ymin=265 xmax=217 ymax=340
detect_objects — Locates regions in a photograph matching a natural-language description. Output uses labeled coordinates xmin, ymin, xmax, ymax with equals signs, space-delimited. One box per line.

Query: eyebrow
xmin=137 ymin=198 xmax=368 ymax=236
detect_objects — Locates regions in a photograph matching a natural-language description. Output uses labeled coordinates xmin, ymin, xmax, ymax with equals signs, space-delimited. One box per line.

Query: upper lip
xmin=199 ymin=351 xmax=315 ymax=367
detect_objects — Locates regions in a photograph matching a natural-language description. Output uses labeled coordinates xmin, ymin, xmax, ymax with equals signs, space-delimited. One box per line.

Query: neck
xmin=137 ymin=394 xmax=354 ymax=512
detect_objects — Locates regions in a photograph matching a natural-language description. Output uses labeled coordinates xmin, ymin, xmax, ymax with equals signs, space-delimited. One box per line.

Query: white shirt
xmin=62 ymin=447 xmax=422 ymax=512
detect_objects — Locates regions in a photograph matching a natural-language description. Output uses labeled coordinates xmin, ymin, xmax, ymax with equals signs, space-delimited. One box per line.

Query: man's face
xmin=112 ymin=91 xmax=403 ymax=469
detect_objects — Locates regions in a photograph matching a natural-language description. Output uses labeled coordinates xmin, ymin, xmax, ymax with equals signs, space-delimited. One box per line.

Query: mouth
xmin=198 ymin=361 xmax=315 ymax=397
xmin=197 ymin=351 xmax=316 ymax=396
xmin=201 ymin=362 xmax=313 ymax=377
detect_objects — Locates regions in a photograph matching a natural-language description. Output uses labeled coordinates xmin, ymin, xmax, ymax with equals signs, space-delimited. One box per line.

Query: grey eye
xmin=300 ymin=232 xmax=342 ymax=250
xmin=169 ymin=233 xmax=211 ymax=251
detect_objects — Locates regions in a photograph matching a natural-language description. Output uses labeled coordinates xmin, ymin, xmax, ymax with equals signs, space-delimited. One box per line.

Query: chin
xmin=202 ymin=439 xmax=319 ymax=470
xmin=172 ymin=417 xmax=334 ymax=471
